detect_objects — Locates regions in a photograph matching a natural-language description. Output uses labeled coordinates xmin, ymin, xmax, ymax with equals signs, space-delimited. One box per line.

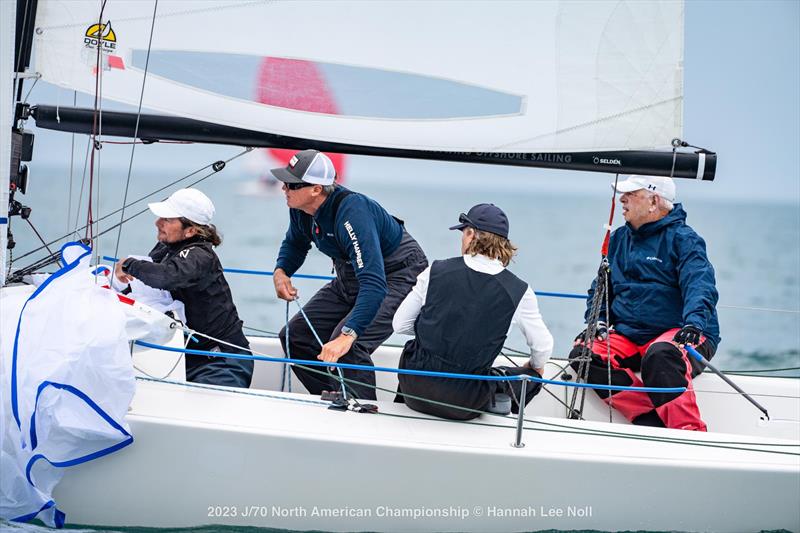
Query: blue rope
xmin=534 ymin=291 xmax=587 ymax=300
xmin=134 ymin=340 xmax=686 ymax=393
xmin=101 ymin=256 xmax=587 ymax=300
xmin=292 ymin=297 xmax=349 ymax=398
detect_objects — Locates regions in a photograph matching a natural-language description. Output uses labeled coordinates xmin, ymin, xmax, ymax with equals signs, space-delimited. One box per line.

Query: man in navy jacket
xmin=271 ymin=150 xmax=427 ymax=400
xmin=571 ymin=175 xmax=720 ymax=431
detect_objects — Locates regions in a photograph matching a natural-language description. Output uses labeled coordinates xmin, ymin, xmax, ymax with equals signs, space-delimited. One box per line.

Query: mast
xmin=31 ymin=105 xmax=716 ymax=181
xmin=2 ymin=0 xmax=38 ymax=285
xmin=1 ymin=0 xmax=19 ymax=285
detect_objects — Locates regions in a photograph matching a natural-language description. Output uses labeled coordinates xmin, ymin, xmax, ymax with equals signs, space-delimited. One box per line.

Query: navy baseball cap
xmin=449 ymin=203 xmax=509 ymax=239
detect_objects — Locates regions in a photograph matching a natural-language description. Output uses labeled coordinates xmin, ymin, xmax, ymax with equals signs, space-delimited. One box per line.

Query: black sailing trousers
xmin=279 ymin=233 xmax=427 ymax=400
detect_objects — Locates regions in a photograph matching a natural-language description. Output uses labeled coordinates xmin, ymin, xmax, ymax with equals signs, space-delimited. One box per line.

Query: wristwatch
xmin=341 ymin=326 xmax=358 ymax=341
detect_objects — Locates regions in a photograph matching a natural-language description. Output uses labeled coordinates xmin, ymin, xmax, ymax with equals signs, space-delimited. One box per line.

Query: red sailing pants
xmin=571 ymin=328 xmax=709 ymax=431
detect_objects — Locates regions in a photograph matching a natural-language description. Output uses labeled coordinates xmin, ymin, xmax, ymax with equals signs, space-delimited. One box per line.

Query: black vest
xmin=404 ymin=257 xmax=528 ymax=374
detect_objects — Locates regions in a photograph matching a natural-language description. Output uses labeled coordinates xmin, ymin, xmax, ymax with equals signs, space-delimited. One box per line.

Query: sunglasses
xmin=285 ymin=182 xmax=314 ymax=191
xmin=458 ymin=213 xmax=476 ymax=228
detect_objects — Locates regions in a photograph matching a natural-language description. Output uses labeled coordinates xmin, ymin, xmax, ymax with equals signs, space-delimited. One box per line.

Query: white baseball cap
xmin=614 ymin=175 xmax=676 ymax=202
xmin=148 ymin=188 xmax=215 ymax=225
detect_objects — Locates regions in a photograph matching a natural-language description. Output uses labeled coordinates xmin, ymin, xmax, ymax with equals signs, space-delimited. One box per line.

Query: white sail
xmin=32 ymin=0 xmax=684 ymax=153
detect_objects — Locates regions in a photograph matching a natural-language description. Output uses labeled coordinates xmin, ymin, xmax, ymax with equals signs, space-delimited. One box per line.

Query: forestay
xmin=33 ymin=0 xmax=684 ymax=153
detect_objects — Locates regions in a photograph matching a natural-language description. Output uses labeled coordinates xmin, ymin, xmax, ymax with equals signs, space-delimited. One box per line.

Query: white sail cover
xmin=33 ymin=0 xmax=684 ymax=152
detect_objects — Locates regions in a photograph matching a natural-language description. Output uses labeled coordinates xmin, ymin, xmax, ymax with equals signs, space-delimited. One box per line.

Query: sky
xmin=682 ymin=0 xmax=799 ymax=203
xmin=15 ymin=0 xmax=800 ymax=205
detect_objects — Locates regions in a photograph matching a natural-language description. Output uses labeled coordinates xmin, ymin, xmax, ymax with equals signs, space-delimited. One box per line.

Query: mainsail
xmin=27 ymin=0 xmax=714 ymax=178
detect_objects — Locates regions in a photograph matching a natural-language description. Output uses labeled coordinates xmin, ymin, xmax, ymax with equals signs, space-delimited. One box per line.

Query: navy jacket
xmin=585 ymin=204 xmax=721 ymax=348
xmin=275 ymin=186 xmax=403 ymax=335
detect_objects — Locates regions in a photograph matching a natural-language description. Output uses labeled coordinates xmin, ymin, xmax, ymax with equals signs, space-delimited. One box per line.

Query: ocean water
xmin=10 ymin=149 xmax=800 ymax=373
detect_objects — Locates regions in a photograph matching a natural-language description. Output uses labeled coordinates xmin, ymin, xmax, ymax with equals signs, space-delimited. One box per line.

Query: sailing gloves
xmin=574 ymin=321 xmax=609 ymax=344
xmin=673 ymin=325 xmax=702 ymax=346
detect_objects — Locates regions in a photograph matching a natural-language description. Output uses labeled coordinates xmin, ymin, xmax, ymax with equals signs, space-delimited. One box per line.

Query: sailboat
xmin=2 ymin=1 xmax=798 ymax=531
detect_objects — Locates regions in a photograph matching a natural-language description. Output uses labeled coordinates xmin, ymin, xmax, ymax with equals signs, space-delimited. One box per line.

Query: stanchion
xmin=512 ymin=375 xmax=529 ymax=448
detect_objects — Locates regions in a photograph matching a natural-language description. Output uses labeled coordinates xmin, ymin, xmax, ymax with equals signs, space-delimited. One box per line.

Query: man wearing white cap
xmin=271 ymin=149 xmax=428 ymax=400
xmin=570 ymin=175 xmax=720 ymax=431
xmin=114 ymin=188 xmax=253 ymax=388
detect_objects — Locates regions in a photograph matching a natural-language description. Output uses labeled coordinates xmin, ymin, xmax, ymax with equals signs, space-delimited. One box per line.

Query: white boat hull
xmin=50 ymin=337 xmax=800 ymax=532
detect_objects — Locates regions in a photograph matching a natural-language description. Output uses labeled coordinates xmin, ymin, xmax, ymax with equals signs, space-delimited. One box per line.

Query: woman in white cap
xmin=114 ymin=188 xmax=253 ymax=388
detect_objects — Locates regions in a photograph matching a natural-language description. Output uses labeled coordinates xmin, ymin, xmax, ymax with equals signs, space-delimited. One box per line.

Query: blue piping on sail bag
xmin=1 ymin=241 xmax=136 ymax=527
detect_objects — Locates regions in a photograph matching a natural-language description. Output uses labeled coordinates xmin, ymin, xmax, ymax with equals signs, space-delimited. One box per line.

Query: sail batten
xmin=33 ymin=0 xmax=685 ymax=153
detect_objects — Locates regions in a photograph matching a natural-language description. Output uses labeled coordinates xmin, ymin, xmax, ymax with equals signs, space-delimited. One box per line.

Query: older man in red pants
xmin=570 ymin=175 xmax=720 ymax=431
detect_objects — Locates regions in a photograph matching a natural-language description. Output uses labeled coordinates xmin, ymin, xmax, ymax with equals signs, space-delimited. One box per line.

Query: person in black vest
xmin=392 ymin=204 xmax=554 ymax=420
xmin=115 ymin=188 xmax=253 ymax=388
xmin=271 ymin=150 xmax=428 ymax=400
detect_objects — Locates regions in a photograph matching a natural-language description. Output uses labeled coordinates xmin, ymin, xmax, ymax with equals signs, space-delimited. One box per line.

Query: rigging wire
xmin=24 ymin=218 xmax=56 ymax=260
xmin=12 ymin=0 xmax=32 ymax=104
xmin=498 ymin=351 xmax=584 ymax=419
xmin=113 ymin=0 xmax=160 ymax=262
xmin=20 ymin=74 xmax=41 ymax=105
xmin=137 ymin=365 xmax=798 ymax=456
xmin=232 ymin=325 xmax=800 ymax=379
xmin=237 ymin=325 xmax=800 ymax=379
xmin=100 ymin=140 xmax=193 ymax=145
xmin=126 ymin=272 xmax=798 ymax=455
xmin=67 ymin=91 xmax=78 ymax=234
xmin=605 ymin=173 xmax=620 ymax=422
xmin=10 ymin=148 xmax=251 ymax=268
xmin=569 ymin=194 xmax=616 ymax=417
xmin=130 ymin=341 xmax=799 ymax=457
xmin=85 ymin=0 xmax=110 ymax=248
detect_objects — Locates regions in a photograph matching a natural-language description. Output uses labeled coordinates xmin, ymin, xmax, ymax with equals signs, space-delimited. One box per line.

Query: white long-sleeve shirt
xmin=392 ymin=254 xmax=554 ymax=369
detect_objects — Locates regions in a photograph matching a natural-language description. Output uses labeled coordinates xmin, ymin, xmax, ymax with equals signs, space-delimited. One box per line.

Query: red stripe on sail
xmin=255 ymin=57 xmax=346 ymax=181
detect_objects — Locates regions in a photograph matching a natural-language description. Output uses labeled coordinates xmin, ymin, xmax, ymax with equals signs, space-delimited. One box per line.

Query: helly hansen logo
xmin=647 ymin=184 xmax=657 ymax=191
xmin=343 ymin=221 xmax=364 ymax=269
xmin=179 ymin=249 xmax=191 ymax=259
